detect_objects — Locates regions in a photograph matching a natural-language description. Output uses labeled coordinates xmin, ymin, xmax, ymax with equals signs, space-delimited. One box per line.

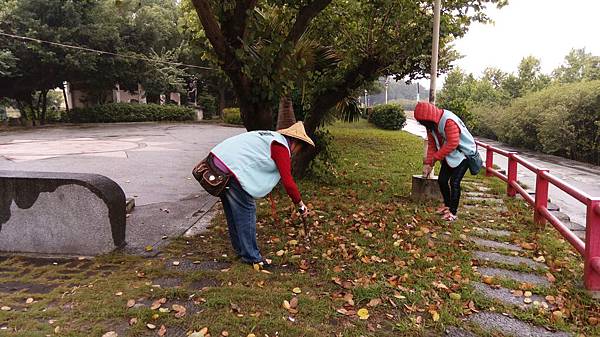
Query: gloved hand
xmin=297 ymin=200 xmax=309 ymax=218
xmin=422 ymin=164 xmax=433 ymax=178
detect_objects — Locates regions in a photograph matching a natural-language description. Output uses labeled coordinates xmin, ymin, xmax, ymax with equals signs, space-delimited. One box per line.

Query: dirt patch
xmin=152 ymin=277 xmax=183 ymax=288
xmin=187 ymin=278 xmax=220 ymax=290
xmin=165 ymin=259 xmax=231 ymax=272
xmin=15 ymin=257 xmax=72 ymax=266
xmin=0 ymin=281 xmax=57 ymax=294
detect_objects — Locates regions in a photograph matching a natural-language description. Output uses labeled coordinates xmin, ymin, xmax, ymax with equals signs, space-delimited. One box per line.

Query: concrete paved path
xmin=0 ymin=122 xmax=244 ymax=253
xmin=403 ymin=117 xmax=600 ymax=226
xmin=0 ymin=123 xmax=243 ymax=206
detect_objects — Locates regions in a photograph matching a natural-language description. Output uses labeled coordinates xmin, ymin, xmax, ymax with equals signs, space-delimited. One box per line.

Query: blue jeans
xmin=438 ymin=159 xmax=469 ymax=215
xmin=220 ymin=179 xmax=262 ymax=263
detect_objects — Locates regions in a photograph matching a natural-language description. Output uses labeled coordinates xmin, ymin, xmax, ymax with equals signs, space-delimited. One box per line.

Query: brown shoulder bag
xmin=192 ymin=153 xmax=231 ymax=197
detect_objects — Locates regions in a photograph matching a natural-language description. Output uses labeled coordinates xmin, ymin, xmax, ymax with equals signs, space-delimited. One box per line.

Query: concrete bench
xmin=0 ymin=171 xmax=126 ymax=255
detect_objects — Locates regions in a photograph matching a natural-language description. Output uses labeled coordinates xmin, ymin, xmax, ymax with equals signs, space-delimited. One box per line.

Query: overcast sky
xmin=422 ymin=0 xmax=600 ymax=88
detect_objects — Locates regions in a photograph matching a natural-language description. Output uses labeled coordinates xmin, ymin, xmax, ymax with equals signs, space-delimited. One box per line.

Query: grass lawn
xmin=0 ymin=120 xmax=598 ymax=336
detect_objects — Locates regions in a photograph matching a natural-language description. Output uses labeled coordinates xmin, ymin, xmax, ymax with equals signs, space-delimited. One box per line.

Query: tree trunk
xmin=62 ymin=84 xmax=70 ymax=113
xmin=241 ymin=102 xmax=273 ymax=131
xmin=40 ymin=89 xmax=48 ymax=125
xmin=218 ymin=86 xmax=226 ymax=119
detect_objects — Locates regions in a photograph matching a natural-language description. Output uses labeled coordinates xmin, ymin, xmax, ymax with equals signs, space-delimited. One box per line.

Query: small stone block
xmin=470 ymin=237 xmax=522 ymax=252
xmin=469 ymin=312 xmax=572 ymax=337
xmin=411 ymin=175 xmax=442 ymax=201
xmin=472 ymin=227 xmax=514 ymax=238
xmin=473 ymin=251 xmax=547 ymax=270
xmin=476 ymin=267 xmax=549 ymax=286
xmin=473 ymin=282 xmax=549 ymax=309
xmin=126 ymin=197 xmax=135 ymax=213
xmin=549 ymin=211 xmax=570 ymax=222
xmin=445 ymin=327 xmax=477 ymax=337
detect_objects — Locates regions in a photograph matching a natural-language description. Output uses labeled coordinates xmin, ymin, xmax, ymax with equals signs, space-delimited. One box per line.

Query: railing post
xmin=534 ymin=170 xmax=549 ymax=224
xmin=485 ymin=146 xmax=494 ymax=177
xmin=506 ymin=152 xmax=518 ymax=197
xmin=584 ymin=199 xmax=600 ymax=292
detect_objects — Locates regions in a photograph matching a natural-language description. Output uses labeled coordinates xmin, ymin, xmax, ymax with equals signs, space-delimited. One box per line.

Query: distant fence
xmin=476 ymin=141 xmax=600 ymax=292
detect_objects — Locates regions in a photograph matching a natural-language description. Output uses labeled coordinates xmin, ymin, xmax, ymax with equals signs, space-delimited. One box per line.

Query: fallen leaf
xmin=276 ymin=250 xmax=285 ymax=256
xmin=367 ymin=298 xmax=381 ymax=307
xmin=150 ymin=298 xmax=167 ymax=310
xmin=146 ymin=323 xmax=156 ymax=330
xmin=158 ymin=325 xmax=167 ymax=336
xmin=115 ymin=292 xmax=123 ymax=296
xmin=172 ymin=261 xmax=180 ymax=266
xmin=449 ymin=293 xmax=461 ymax=301
xmin=430 ymin=310 xmax=440 ymax=322
xmin=283 ymin=300 xmax=291 ymax=310
xmin=102 ymin=332 xmax=118 ymax=337
xmin=126 ymin=299 xmax=136 ymax=308
xmin=26 ymin=298 xmax=34 ymax=304
xmin=357 ymin=308 xmax=369 ymax=320
xmin=524 ymin=291 xmax=532 ymax=298
xmin=230 ymin=302 xmax=241 ymax=313
xmin=482 ymin=276 xmax=494 ymax=285
xmin=128 ymin=318 xmax=138 ymax=326
xmin=221 ymin=331 xmax=229 ymax=336
xmin=144 ymin=245 xmax=153 ymax=252
xmin=172 ymin=304 xmax=187 ymax=318
xmin=54 ymin=326 xmax=61 ymax=334
xmin=289 ymin=297 xmax=299 ymax=309
xmin=0 ymin=306 xmax=11 ymax=311
xmin=247 ymin=334 xmax=256 ymax=337
xmin=523 ymin=298 xmax=532 ymax=304
xmin=546 ymin=272 xmax=556 ymax=283
xmin=292 ymin=287 xmax=302 ymax=294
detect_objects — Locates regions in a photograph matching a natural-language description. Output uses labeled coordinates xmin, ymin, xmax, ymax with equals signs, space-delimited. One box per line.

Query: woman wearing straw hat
xmin=206 ymin=121 xmax=315 ymax=268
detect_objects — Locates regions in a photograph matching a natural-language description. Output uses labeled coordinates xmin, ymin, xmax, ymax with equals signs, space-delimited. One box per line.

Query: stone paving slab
xmin=165 ymin=259 xmax=231 ymax=272
xmin=549 ymin=211 xmax=570 ymax=222
xmin=473 ymin=251 xmax=547 ymax=270
xmin=472 ymin=227 xmax=514 ymax=238
xmin=476 ymin=267 xmax=550 ymax=287
xmin=473 ymin=282 xmax=550 ymax=309
xmin=445 ymin=327 xmax=477 ymax=337
xmin=470 ymin=237 xmax=523 ymax=252
xmin=464 ymin=196 xmax=504 ymax=204
xmin=464 ymin=204 xmax=509 ymax=213
xmin=464 ymin=192 xmax=497 ymax=198
xmin=469 ymin=311 xmax=572 ymax=337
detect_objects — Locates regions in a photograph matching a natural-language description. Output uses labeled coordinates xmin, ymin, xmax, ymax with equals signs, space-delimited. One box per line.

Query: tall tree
xmin=553 ymin=48 xmax=600 ymax=83
xmin=187 ymin=0 xmax=505 ymax=173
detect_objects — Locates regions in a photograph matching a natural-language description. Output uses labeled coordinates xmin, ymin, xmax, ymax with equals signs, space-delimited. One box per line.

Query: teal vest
xmin=432 ymin=110 xmax=477 ymax=168
xmin=211 ymin=131 xmax=290 ymax=199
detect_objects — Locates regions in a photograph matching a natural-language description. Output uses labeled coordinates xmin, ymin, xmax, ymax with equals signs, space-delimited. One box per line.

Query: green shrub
xmin=66 ymin=103 xmax=195 ymax=123
xmin=223 ymin=107 xmax=243 ymax=125
xmin=490 ymin=80 xmax=600 ymax=164
xmin=369 ymin=104 xmax=406 ymax=130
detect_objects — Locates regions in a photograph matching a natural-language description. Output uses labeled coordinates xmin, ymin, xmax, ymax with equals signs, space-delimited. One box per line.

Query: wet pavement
xmin=0 ymin=122 xmax=243 ymax=206
xmin=403 ymin=117 xmax=600 ymax=226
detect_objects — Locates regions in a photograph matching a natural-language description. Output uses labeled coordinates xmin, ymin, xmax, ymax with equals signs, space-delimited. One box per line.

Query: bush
xmin=66 ymin=103 xmax=195 ymax=123
xmin=223 ymin=107 xmax=243 ymax=125
xmin=369 ymin=104 xmax=406 ymax=130
xmin=482 ymin=80 xmax=600 ymax=165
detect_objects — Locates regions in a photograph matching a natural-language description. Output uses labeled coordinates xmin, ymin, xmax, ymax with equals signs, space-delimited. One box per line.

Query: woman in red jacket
xmin=414 ymin=102 xmax=477 ymax=221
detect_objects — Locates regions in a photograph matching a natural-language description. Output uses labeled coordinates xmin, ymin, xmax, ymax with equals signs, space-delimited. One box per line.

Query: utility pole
xmin=429 ymin=0 xmax=441 ymax=104
xmin=384 ymin=77 xmax=389 ymax=104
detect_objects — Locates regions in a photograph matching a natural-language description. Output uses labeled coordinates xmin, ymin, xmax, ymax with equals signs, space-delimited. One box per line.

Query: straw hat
xmin=277 ymin=121 xmax=315 ymax=147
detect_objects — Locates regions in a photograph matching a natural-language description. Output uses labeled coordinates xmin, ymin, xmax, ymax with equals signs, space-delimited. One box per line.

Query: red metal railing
xmin=477 ymin=140 xmax=600 ymax=292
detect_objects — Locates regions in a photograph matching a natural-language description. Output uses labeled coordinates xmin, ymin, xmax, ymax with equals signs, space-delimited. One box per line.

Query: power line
xmin=0 ymin=31 xmax=215 ymax=71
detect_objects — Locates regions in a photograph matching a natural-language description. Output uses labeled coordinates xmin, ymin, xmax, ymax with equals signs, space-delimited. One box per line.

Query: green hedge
xmin=223 ymin=107 xmax=243 ymax=125
xmin=369 ymin=104 xmax=406 ymax=130
xmin=472 ymin=80 xmax=600 ymax=165
xmin=66 ymin=103 xmax=195 ymax=123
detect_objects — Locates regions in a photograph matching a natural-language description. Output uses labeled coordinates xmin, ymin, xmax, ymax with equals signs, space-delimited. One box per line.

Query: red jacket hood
xmin=414 ymin=102 xmax=443 ymax=124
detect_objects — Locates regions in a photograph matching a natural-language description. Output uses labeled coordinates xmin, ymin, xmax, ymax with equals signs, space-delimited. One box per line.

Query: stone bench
xmin=0 ymin=171 xmax=126 ymax=255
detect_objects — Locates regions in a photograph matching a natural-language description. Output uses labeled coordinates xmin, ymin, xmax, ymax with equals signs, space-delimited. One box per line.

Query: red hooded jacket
xmin=413 ymin=102 xmax=461 ymax=165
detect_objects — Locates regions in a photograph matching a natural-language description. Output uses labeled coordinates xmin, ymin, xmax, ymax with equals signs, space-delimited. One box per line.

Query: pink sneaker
xmin=435 ymin=206 xmax=449 ymax=215
xmin=442 ymin=213 xmax=458 ymax=222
